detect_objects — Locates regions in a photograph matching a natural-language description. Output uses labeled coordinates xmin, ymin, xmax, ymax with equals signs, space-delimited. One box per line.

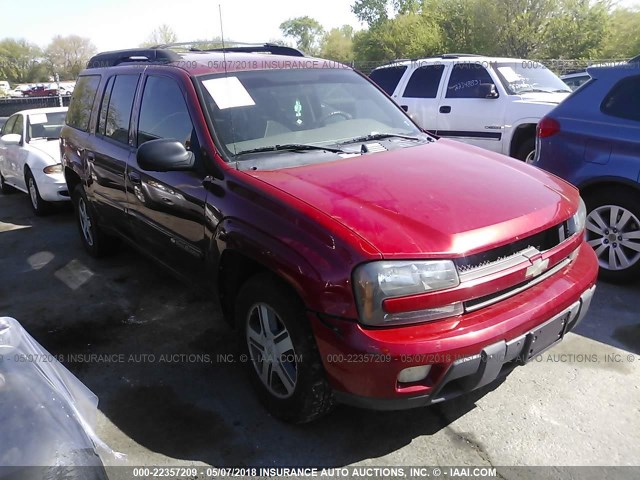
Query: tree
xmin=541 ymin=0 xmax=610 ymax=59
xmin=353 ymin=13 xmax=441 ymax=62
xmin=279 ymin=17 xmax=324 ymax=55
xmin=321 ymin=26 xmax=355 ymax=62
xmin=601 ymin=7 xmax=640 ymax=58
xmin=351 ymin=0 xmax=421 ymax=27
xmin=44 ymin=35 xmax=97 ymax=80
xmin=141 ymin=24 xmax=178 ymax=47
xmin=0 ymin=38 xmax=48 ymax=83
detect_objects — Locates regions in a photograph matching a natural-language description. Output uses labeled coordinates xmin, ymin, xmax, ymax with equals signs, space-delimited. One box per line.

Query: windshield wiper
xmin=235 ymin=143 xmax=347 ymax=156
xmin=338 ymin=133 xmax=421 ymax=145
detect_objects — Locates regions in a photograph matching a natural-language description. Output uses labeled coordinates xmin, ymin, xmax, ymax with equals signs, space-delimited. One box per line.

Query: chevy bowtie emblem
xmin=526 ymin=257 xmax=550 ymax=278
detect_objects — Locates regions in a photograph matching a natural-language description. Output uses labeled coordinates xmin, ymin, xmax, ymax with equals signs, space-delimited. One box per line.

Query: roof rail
xmin=629 ymin=54 xmax=640 ymax=64
xmin=86 ymin=49 xmax=181 ymax=69
xmin=154 ymin=41 xmax=306 ymax=57
xmin=440 ymin=53 xmax=483 ymax=59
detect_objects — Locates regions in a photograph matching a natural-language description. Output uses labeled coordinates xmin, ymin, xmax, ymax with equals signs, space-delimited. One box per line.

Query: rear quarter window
xmin=369 ymin=66 xmax=407 ymax=95
xmin=601 ymin=75 xmax=640 ymax=122
xmin=66 ymin=75 xmax=101 ymax=132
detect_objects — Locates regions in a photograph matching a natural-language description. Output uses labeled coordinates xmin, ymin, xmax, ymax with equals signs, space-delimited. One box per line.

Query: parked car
xmin=0 ymin=107 xmax=70 ymax=214
xmin=61 ymin=46 xmax=597 ymax=423
xmin=0 ymin=80 xmax=10 ymax=97
xmin=534 ymin=66 xmax=640 ymax=282
xmin=23 ymin=84 xmax=59 ymax=97
xmin=561 ymin=71 xmax=591 ymax=91
xmin=369 ymin=54 xmax=572 ymax=162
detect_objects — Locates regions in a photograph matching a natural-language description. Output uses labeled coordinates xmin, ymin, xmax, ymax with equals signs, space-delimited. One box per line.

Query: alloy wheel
xmin=28 ymin=177 xmax=38 ymax=209
xmin=246 ymin=303 xmax=297 ymax=399
xmin=586 ymin=205 xmax=640 ymax=271
xmin=78 ymin=198 xmax=94 ymax=247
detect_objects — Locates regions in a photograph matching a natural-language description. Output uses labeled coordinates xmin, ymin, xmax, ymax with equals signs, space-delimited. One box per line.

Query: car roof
xmin=14 ymin=106 xmax=68 ymax=116
xmin=372 ymin=55 xmax=532 ymax=70
xmin=586 ymin=64 xmax=640 ymax=79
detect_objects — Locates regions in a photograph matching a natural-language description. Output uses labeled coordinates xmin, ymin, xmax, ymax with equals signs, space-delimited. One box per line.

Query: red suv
xmin=60 ymin=44 xmax=598 ymax=423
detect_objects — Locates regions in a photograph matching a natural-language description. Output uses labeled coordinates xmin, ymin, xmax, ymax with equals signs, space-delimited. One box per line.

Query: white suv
xmin=369 ymin=54 xmax=572 ymax=162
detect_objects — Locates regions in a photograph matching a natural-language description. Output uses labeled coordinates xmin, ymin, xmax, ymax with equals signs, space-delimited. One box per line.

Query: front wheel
xmin=236 ymin=273 xmax=334 ymax=423
xmin=584 ymin=188 xmax=640 ymax=283
xmin=26 ymin=169 xmax=51 ymax=216
xmin=516 ymin=137 xmax=536 ymax=164
xmin=72 ymin=185 xmax=119 ymax=257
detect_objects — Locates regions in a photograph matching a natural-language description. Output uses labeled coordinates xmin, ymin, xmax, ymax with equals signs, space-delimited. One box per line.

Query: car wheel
xmin=0 ymin=173 xmax=15 ymax=194
xmin=236 ymin=272 xmax=334 ymax=423
xmin=72 ymin=185 xmax=119 ymax=257
xmin=516 ymin=137 xmax=536 ymax=163
xmin=584 ymin=188 xmax=640 ymax=282
xmin=25 ymin=169 xmax=51 ymax=216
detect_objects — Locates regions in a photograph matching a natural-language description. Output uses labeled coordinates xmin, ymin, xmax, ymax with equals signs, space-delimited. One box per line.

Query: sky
xmin=1 ymin=0 xmax=639 ymax=52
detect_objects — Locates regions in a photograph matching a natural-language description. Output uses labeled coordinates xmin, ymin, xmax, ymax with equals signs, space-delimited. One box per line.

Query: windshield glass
xmin=493 ymin=62 xmax=571 ymax=94
xmin=28 ymin=111 xmax=67 ymax=140
xmin=197 ymin=68 xmax=421 ymax=158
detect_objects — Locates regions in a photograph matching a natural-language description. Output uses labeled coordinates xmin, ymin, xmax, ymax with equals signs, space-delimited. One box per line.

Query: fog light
xmin=397 ymin=365 xmax=431 ymax=383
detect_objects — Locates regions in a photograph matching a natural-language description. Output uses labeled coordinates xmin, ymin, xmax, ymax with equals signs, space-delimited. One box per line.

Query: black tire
xmin=71 ymin=185 xmax=119 ymax=257
xmin=584 ymin=187 xmax=640 ymax=283
xmin=515 ymin=137 xmax=536 ymax=163
xmin=0 ymin=172 xmax=15 ymax=194
xmin=25 ymin=168 xmax=51 ymax=216
xmin=235 ymin=272 xmax=334 ymax=423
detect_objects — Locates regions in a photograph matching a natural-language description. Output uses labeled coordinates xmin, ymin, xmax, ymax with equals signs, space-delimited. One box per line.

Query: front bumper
xmin=310 ymin=242 xmax=598 ymax=409
xmin=34 ymin=171 xmax=70 ymax=202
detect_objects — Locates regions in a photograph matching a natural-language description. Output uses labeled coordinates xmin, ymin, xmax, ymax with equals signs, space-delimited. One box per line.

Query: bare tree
xmin=141 ymin=24 xmax=178 ymax=47
xmin=45 ymin=35 xmax=97 ymax=80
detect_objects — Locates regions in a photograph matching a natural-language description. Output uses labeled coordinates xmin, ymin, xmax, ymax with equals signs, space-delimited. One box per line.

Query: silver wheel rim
xmin=586 ymin=205 xmax=640 ymax=271
xmin=28 ymin=177 xmax=38 ymax=209
xmin=246 ymin=303 xmax=297 ymax=399
xmin=78 ymin=198 xmax=94 ymax=246
xmin=525 ymin=149 xmax=536 ymax=164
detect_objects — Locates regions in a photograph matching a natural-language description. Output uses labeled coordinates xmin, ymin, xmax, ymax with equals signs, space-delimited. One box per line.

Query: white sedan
xmin=0 ymin=107 xmax=69 ymax=215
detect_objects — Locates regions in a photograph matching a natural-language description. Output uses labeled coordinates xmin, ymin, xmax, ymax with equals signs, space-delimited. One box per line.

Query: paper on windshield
xmin=202 ymin=76 xmax=255 ymax=109
xmin=29 ymin=113 xmax=48 ymax=125
xmin=497 ymin=66 xmax=521 ymax=83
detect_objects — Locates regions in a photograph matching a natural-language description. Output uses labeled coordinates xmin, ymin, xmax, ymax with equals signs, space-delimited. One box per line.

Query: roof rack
xmin=154 ymin=41 xmax=306 ymax=57
xmin=86 ymin=49 xmax=181 ymax=69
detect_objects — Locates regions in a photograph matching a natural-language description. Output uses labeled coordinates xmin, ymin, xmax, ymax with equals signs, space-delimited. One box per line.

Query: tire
xmin=516 ymin=137 xmax=536 ymax=163
xmin=71 ymin=185 xmax=119 ymax=257
xmin=0 ymin=173 xmax=15 ymax=194
xmin=235 ymin=272 xmax=334 ymax=423
xmin=584 ymin=187 xmax=640 ymax=283
xmin=25 ymin=169 xmax=51 ymax=216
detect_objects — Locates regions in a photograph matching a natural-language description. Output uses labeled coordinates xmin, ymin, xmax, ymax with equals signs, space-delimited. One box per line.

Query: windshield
xmin=197 ymin=68 xmax=422 ymax=158
xmin=28 ymin=111 xmax=66 ymax=140
xmin=493 ymin=62 xmax=571 ymax=95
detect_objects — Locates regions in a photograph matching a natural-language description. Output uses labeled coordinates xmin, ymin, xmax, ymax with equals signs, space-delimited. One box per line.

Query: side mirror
xmin=478 ymin=83 xmax=499 ymax=99
xmin=1 ymin=134 xmax=22 ymax=145
xmin=137 ymin=139 xmax=195 ymax=172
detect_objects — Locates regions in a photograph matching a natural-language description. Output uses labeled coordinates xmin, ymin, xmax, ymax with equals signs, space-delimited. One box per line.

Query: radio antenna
xmin=218 ymin=4 xmax=238 ymax=160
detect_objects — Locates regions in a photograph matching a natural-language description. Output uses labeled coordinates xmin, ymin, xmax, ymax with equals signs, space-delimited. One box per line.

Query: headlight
xmin=43 ymin=164 xmax=63 ymax=174
xmin=353 ymin=260 xmax=460 ymax=326
xmin=567 ymin=197 xmax=587 ymax=236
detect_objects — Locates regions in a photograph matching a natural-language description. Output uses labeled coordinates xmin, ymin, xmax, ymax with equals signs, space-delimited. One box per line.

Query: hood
xmin=248 ymin=140 xmax=578 ymax=258
xmin=517 ymin=91 xmax=570 ymax=105
xmin=28 ymin=140 xmax=61 ymax=163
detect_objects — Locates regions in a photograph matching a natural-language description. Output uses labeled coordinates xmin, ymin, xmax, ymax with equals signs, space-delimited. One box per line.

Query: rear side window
xmin=66 ymin=75 xmax=101 ymax=132
xmin=369 ymin=66 xmax=407 ymax=95
xmin=601 ymin=76 xmax=640 ymax=122
xmin=97 ymin=75 xmax=139 ymax=144
xmin=402 ymin=65 xmax=445 ymax=98
xmin=137 ymin=76 xmax=194 ymax=148
xmin=446 ymin=64 xmax=495 ymax=98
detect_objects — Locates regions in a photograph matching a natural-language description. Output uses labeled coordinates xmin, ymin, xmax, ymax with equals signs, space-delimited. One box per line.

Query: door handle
xmin=439 ymin=106 xmax=451 ymax=114
xmin=85 ymin=152 xmax=95 ymax=161
xmin=401 ymin=105 xmax=409 ymax=112
xmin=128 ymin=171 xmax=141 ymax=184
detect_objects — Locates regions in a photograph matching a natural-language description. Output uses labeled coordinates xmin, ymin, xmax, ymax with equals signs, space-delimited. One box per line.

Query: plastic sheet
xmin=0 ymin=316 xmax=117 ymax=479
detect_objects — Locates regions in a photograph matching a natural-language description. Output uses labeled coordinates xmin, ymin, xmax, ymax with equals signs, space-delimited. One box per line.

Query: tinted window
xmin=97 ymin=77 xmax=114 ymax=137
xmin=601 ymin=75 xmax=640 ymax=122
xmin=446 ymin=64 xmax=495 ymax=98
xmin=66 ymin=75 xmax=101 ymax=132
xmin=99 ymin=75 xmax=139 ymax=144
xmin=402 ymin=65 xmax=445 ymax=98
xmin=369 ymin=66 xmax=407 ymax=95
xmin=137 ymin=76 xmax=194 ymax=148
xmin=2 ymin=115 xmax=17 ymax=135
